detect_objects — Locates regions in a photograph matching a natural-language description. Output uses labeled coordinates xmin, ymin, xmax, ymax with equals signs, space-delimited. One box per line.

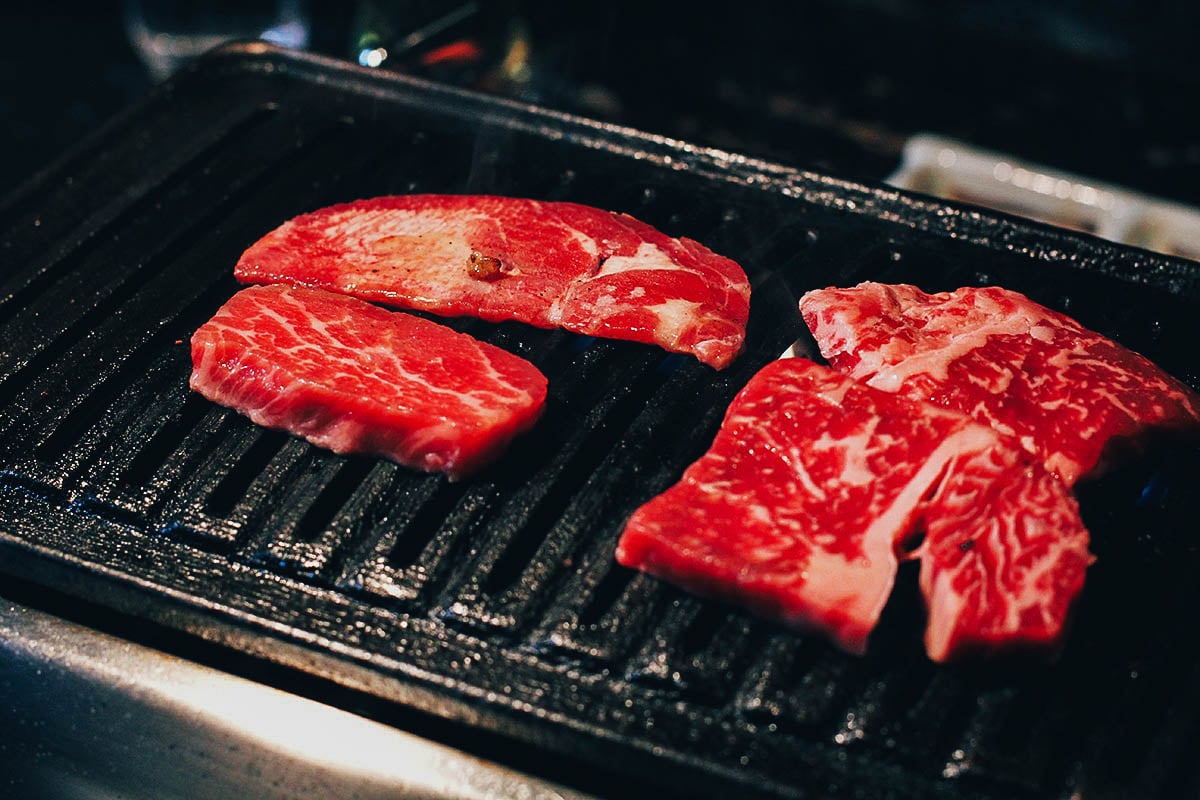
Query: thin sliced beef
xmin=921 ymin=447 xmax=1091 ymax=661
xmin=234 ymin=195 xmax=750 ymax=369
xmin=615 ymin=358 xmax=1090 ymax=659
xmin=800 ymin=282 xmax=1200 ymax=485
xmin=190 ymin=285 xmax=547 ymax=480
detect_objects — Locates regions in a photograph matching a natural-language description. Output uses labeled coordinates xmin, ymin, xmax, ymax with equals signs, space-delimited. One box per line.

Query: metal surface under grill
xmin=3 ymin=43 xmax=1200 ymax=800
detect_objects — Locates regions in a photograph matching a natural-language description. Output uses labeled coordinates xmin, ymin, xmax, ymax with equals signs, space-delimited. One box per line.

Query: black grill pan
xmin=3 ymin=43 xmax=1200 ymax=800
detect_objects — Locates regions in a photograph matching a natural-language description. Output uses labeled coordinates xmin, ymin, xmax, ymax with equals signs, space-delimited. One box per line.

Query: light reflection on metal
xmin=890 ymin=134 xmax=1200 ymax=260
xmin=1 ymin=599 xmax=593 ymax=800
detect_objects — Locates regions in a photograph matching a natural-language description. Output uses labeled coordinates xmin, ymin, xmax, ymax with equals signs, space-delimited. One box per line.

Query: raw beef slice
xmin=190 ymin=285 xmax=548 ymax=480
xmin=922 ymin=450 xmax=1091 ymax=660
xmin=615 ymin=357 xmax=1090 ymax=659
xmin=800 ymin=282 xmax=1200 ymax=485
xmin=234 ymin=195 xmax=751 ymax=369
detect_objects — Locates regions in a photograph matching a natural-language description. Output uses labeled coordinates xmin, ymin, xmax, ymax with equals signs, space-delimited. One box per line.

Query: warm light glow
xmin=155 ymin=670 xmax=473 ymax=787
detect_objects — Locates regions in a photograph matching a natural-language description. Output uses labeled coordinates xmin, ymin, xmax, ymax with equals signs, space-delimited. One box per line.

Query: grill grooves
xmin=30 ymin=285 xmax=235 ymax=466
xmin=0 ymin=122 xmax=371 ymax=449
xmin=287 ymin=458 xmax=380 ymax=545
xmin=278 ymin=460 xmax=402 ymax=583
xmin=324 ymin=473 xmax=438 ymax=598
xmin=577 ymin=565 xmax=634 ymax=628
xmin=2 ymin=45 xmax=1199 ymax=800
xmin=381 ymin=480 xmax=473 ymax=571
xmin=118 ymin=390 xmax=214 ymax=491
xmin=334 ymin=477 xmax=510 ymax=607
xmin=141 ymin=408 xmax=241 ymax=519
xmin=892 ymin=671 xmax=977 ymax=771
xmin=249 ymin=456 xmax=379 ymax=578
xmin=204 ymin=430 xmax=293 ymax=518
xmin=49 ymin=358 xmax=191 ymax=494
xmin=153 ymin=423 xmax=288 ymax=548
xmin=0 ymin=105 xmax=280 ymax=327
xmin=437 ymin=349 xmax=677 ymax=631
xmin=738 ymin=636 xmax=861 ymax=735
xmin=481 ymin=355 xmax=672 ymax=599
xmin=531 ymin=566 xmax=669 ymax=668
xmin=623 ymin=598 xmax=760 ymax=705
xmin=3 ymin=117 xmax=404 ymax=516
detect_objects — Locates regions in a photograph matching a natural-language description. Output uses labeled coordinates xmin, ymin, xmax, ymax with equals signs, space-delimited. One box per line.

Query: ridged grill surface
xmin=2 ymin=45 xmax=1199 ymax=800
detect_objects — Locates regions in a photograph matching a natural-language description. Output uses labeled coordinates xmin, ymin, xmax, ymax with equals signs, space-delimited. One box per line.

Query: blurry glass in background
xmin=123 ymin=0 xmax=310 ymax=81
xmin=347 ymin=1 xmax=536 ymax=99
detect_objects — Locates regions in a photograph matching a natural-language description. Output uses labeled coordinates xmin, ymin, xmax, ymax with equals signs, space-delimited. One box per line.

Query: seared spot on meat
xmin=468 ymin=251 xmax=506 ymax=281
xmin=233 ymin=194 xmax=750 ymax=368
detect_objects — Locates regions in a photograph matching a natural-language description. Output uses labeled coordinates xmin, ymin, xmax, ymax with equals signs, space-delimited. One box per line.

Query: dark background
xmin=4 ymin=1 xmax=1200 ymax=207
xmin=0 ymin=6 xmax=141 ymax=190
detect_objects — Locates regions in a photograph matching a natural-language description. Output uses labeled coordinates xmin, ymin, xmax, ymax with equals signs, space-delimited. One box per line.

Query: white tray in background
xmin=887 ymin=134 xmax=1200 ymax=262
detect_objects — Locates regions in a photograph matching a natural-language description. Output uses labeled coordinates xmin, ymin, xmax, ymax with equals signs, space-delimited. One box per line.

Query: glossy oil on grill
xmin=1 ymin=44 xmax=1199 ymax=800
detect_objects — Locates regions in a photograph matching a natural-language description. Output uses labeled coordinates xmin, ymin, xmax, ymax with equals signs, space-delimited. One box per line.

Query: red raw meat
xmin=800 ymin=282 xmax=1200 ymax=486
xmin=234 ymin=195 xmax=750 ymax=369
xmin=615 ymin=357 xmax=1090 ymax=659
xmin=190 ymin=285 xmax=547 ymax=480
xmin=922 ymin=449 xmax=1091 ymax=660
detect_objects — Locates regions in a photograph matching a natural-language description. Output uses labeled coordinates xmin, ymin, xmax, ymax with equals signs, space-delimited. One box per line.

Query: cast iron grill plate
xmin=3 ymin=44 xmax=1200 ymax=800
